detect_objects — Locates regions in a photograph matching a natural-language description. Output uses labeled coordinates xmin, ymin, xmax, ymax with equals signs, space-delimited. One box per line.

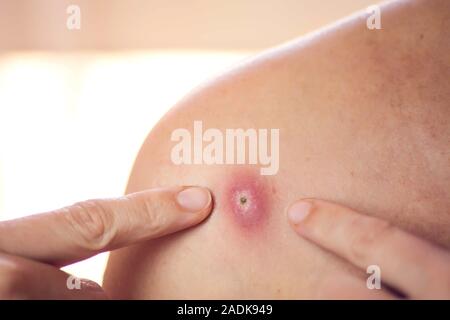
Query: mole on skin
xmin=222 ymin=170 xmax=271 ymax=230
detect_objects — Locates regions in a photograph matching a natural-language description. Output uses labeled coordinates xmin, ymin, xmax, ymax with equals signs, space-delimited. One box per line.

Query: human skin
xmin=287 ymin=199 xmax=450 ymax=299
xmin=0 ymin=187 xmax=213 ymax=299
xmin=103 ymin=0 xmax=450 ymax=299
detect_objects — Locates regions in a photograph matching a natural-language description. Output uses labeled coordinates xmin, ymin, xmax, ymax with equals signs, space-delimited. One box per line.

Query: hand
xmin=0 ymin=186 xmax=212 ymax=299
xmin=287 ymin=199 xmax=450 ymax=299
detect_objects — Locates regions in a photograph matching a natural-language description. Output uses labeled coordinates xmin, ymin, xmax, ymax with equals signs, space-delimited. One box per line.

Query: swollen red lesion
xmin=221 ymin=168 xmax=271 ymax=230
xmin=234 ymin=190 xmax=253 ymax=213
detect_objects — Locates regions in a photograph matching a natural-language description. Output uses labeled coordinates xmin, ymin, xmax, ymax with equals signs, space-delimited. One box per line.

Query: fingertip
xmin=77 ymin=279 xmax=108 ymax=300
xmin=171 ymin=186 xmax=214 ymax=231
xmin=176 ymin=186 xmax=213 ymax=214
xmin=287 ymin=200 xmax=313 ymax=226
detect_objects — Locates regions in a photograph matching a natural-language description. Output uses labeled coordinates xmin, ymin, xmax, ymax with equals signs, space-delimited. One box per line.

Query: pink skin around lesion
xmin=220 ymin=169 xmax=272 ymax=232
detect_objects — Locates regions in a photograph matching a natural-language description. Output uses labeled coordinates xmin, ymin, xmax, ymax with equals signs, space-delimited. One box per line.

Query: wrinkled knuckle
xmin=0 ymin=259 xmax=28 ymax=299
xmin=349 ymin=217 xmax=393 ymax=264
xmin=141 ymin=199 xmax=169 ymax=235
xmin=64 ymin=199 xmax=115 ymax=251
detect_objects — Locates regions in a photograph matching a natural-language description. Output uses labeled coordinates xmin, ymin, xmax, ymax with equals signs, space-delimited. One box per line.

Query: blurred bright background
xmin=0 ymin=0 xmax=375 ymax=285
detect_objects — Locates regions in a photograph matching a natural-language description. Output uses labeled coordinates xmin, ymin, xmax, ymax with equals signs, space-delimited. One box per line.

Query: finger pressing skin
xmin=315 ymin=270 xmax=396 ymax=300
xmin=287 ymin=199 xmax=450 ymax=299
xmin=0 ymin=253 xmax=106 ymax=299
xmin=0 ymin=186 xmax=213 ymax=266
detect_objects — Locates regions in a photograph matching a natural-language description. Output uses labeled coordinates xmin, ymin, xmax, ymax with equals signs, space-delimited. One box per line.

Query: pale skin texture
xmin=103 ymin=0 xmax=450 ymax=299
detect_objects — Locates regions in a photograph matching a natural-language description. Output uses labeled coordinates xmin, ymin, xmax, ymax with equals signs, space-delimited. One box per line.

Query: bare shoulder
xmin=127 ymin=0 xmax=450 ymax=245
xmin=104 ymin=0 xmax=449 ymax=299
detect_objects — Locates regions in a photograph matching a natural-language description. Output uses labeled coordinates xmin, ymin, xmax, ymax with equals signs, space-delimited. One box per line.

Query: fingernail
xmin=288 ymin=201 xmax=312 ymax=225
xmin=176 ymin=187 xmax=211 ymax=212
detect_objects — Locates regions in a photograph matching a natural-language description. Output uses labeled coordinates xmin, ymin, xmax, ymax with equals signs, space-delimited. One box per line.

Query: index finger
xmin=0 ymin=186 xmax=213 ymax=266
xmin=287 ymin=199 xmax=450 ymax=299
